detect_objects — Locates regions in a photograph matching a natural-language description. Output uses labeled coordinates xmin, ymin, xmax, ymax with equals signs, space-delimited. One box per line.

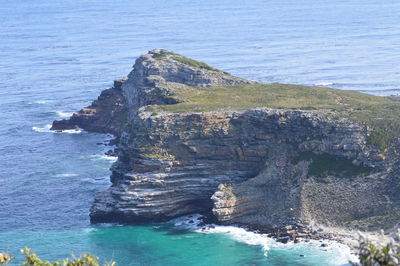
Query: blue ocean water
xmin=1 ymin=0 xmax=399 ymax=264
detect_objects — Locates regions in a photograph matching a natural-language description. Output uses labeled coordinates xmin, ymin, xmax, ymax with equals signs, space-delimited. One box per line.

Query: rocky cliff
xmin=53 ymin=50 xmax=400 ymax=237
xmin=51 ymin=78 xmax=128 ymax=135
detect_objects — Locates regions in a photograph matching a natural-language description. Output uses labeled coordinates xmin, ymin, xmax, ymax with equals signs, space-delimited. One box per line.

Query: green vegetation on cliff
xmin=366 ymin=120 xmax=400 ymax=153
xmin=293 ymin=152 xmax=373 ymax=179
xmin=146 ymin=83 xmax=400 ymax=152
xmin=146 ymin=83 xmax=398 ymax=114
xmin=152 ymin=50 xmax=219 ymax=71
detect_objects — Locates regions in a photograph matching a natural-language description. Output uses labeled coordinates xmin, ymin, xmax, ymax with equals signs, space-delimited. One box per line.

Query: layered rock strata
xmin=53 ymin=50 xmax=400 ymax=234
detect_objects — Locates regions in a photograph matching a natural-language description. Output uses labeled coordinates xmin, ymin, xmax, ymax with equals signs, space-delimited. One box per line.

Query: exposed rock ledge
xmin=53 ymin=50 xmax=400 ymax=241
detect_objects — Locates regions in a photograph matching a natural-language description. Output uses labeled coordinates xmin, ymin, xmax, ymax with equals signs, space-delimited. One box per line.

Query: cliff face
xmin=54 ymin=50 xmax=400 ymax=233
xmin=91 ymin=107 xmax=399 ymax=230
xmin=52 ymin=49 xmax=250 ymax=135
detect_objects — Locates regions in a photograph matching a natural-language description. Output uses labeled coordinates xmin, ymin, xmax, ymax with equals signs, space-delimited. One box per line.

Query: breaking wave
xmin=56 ymin=111 xmax=74 ymax=118
xmin=171 ymin=214 xmax=357 ymax=265
xmin=32 ymin=124 xmax=83 ymax=134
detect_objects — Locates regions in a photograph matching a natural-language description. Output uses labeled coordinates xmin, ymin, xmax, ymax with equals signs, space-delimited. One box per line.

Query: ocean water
xmin=1 ymin=0 xmax=399 ymax=265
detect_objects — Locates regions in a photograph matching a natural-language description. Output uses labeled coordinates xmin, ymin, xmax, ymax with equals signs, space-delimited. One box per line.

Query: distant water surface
xmin=1 ymin=0 xmax=399 ymax=265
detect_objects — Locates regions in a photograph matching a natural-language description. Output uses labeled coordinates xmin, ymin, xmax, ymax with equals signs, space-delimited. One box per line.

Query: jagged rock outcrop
xmin=119 ymin=49 xmax=252 ymax=117
xmin=52 ymin=49 xmax=251 ymax=135
xmin=54 ymin=50 xmax=400 ymax=234
xmin=51 ymin=79 xmax=128 ymax=135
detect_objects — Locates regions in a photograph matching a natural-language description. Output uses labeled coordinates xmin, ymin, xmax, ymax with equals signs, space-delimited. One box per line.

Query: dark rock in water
xmin=51 ymin=119 xmax=76 ymax=131
xmin=107 ymin=137 xmax=119 ymax=146
xmin=299 ymin=254 xmax=304 ymax=257
xmin=277 ymin=237 xmax=290 ymax=244
xmin=188 ymin=220 xmax=194 ymax=224
xmin=320 ymin=243 xmax=328 ymax=247
xmin=105 ymin=149 xmax=117 ymax=157
xmin=197 ymin=216 xmax=205 ymax=221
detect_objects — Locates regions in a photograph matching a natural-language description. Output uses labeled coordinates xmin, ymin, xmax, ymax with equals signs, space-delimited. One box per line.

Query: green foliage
xmin=352 ymin=235 xmax=400 ymax=266
xmin=153 ymin=50 xmax=219 ymax=71
xmin=367 ymin=120 xmax=400 ymax=153
xmin=293 ymin=152 xmax=373 ymax=179
xmin=0 ymin=248 xmax=115 ymax=266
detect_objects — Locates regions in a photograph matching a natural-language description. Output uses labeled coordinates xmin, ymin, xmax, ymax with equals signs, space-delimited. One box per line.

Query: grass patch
xmin=146 ymin=83 xmax=396 ymax=114
xmin=146 ymin=83 xmax=400 ymax=151
xmin=144 ymin=82 xmax=400 ymax=152
xmin=366 ymin=120 xmax=400 ymax=153
xmin=293 ymin=152 xmax=373 ymax=179
xmin=152 ymin=50 xmax=220 ymax=71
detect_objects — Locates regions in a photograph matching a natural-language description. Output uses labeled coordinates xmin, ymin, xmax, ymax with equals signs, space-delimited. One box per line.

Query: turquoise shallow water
xmin=1 ymin=220 xmax=354 ymax=265
xmin=1 ymin=0 xmax=399 ymax=265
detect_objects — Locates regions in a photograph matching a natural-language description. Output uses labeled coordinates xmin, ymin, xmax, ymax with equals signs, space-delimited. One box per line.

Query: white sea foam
xmin=32 ymin=124 xmax=52 ymax=132
xmin=54 ymin=173 xmax=79 ymax=177
xmin=171 ymin=214 xmax=358 ymax=265
xmin=56 ymin=111 xmax=74 ymax=118
xmin=315 ymin=82 xmax=334 ymax=86
xmin=33 ymin=100 xmax=54 ymax=104
xmin=32 ymin=124 xmax=83 ymax=134
xmin=60 ymin=128 xmax=83 ymax=134
xmin=89 ymin=154 xmax=118 ymax=162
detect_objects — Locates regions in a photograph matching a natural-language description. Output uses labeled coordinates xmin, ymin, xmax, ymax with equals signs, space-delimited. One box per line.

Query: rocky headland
xmin=53 ymin=49 xmax=400 ymax=246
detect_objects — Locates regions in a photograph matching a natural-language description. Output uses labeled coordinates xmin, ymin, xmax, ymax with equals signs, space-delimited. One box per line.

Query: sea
xmin=1 ymin=0 xmax=399 ymax=265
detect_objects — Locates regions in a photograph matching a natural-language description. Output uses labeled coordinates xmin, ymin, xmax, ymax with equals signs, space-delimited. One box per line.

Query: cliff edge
xmin=53 ymin=50 xmax=400 ymax=241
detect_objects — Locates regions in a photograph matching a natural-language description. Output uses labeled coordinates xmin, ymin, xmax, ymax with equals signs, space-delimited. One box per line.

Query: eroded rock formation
xmin=51 ymin=79 xmax=128 ymax=135
xmin=53 ymin=50 xmax=400 ymax=235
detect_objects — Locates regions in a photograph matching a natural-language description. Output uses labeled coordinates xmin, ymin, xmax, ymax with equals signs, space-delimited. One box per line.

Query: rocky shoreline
xmin=169 ymin=213 xmax=361 ymax=258
xmin=53 ymin=49 xmax=400 ymax=249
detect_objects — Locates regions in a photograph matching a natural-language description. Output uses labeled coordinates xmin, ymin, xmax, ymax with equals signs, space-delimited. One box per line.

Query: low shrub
xmin=351 ymin=233 xmax=400 ymax=266
xmin=0 ymin=248 xmax=116 ymax=266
